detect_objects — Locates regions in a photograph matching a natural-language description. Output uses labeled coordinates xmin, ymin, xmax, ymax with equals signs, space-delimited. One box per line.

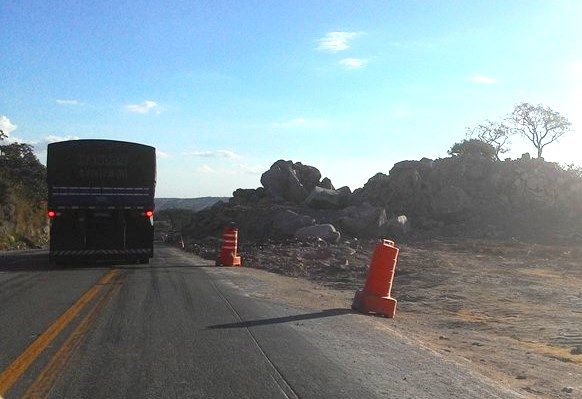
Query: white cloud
xmin=196 ymin=164 xmax=215 ymax=174
xmin=0 ymin=115 xmax=17 ymax=136
xmin=56 ymin=99 xmax=82 ymax=105
xmin=125 ymin=100 xmax=158 ymax=114
xmin=271 ymin=117 xmax=329 ymax=129
xmin=470 ymin=74 xmax=497 ymax=84
xmin=187 ymin=150 xmax=242 ymax=160
xmin=156 ymin=150 xmax=170 ymax=159
xmin=339 ymin=58 xmax=368 ymax=69
xmin=44 ymin=135 xmax=80 ymax=143
xmin=569 ymin=61 xmax=582 ymax=80
xmin=316 ymin=31 xmax=362 ymax=53
xmin=237 ymin=164 xmax=263 ymax=175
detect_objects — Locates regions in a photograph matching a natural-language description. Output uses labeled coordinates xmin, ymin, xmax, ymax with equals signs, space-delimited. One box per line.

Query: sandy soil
xmin=187 ymin=237 xmax=582 ymax=398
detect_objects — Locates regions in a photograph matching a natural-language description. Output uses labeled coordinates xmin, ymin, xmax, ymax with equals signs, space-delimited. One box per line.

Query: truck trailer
xmin=47 ymin=139 xmax=156 ymax=264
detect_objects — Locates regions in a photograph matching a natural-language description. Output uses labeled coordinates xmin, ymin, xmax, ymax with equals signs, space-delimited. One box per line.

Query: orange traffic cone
xmin=352 ymin=239 xmax=398 ymax=317
xmin=216 ymin=225 xmax=242 ymax=266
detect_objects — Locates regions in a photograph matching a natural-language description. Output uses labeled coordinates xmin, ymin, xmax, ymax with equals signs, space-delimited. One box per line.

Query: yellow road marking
xmin=0 ymin=269 xmax=119 ymax=396
xmin=22 ymin=280 xmax=123 ymax=398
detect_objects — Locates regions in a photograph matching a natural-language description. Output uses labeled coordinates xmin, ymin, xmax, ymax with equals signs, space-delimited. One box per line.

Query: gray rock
xmin=431 ymin=185 xmax=470 ymax=217
xmin=319 ymin=177 xmax=335 ymax=190
xmin=260 ymin=160 xmax=321 ymax=203
xmin=384 ymin=214 xmax=410 ymax=237
xmin=356 ymin=173 xmax=391 ymax=206
xmin=305 ymin=187 xmax=345 ymax=209
xmin=272 ymin=210 xmax=315 ymax=236
xmin=336 ymin=186 xmax=352 ymax=196
xmin=295 ymin=162 xmax=321 ymax=192
xmin=337 ymin=203 xmax=388 ymax=238
xmin=295 ymin=224 xmax=341 ymax=243
xmin=230 ymin=188 xmax=265 ymax=205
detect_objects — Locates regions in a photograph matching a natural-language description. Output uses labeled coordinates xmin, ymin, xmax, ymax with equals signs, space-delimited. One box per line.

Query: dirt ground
xmin=187 ymin=237 xmax=582 ymax=398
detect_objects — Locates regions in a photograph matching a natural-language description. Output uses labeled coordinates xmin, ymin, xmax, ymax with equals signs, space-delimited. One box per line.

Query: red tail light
xmin=47 ymin=210 xmax=56 ymax=218
xmin=145 ymin=210 xmax=154 ymax=218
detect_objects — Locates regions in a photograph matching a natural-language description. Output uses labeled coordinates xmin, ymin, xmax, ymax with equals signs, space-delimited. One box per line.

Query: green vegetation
xmin=0 ymin=129 xmax=47 ymax=249
xmin=448 ymin=139 xmax=497 ymax=160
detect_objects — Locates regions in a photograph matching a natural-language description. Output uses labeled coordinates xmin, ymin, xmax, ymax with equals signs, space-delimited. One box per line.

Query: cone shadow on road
xmin=207 ymin=308 xmax=354 ymax=329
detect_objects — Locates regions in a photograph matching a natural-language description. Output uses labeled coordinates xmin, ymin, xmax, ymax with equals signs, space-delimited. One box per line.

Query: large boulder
xmin=272 ymin=210 xmax=315 ymax=236
xmin=304 ymin=186 xmax=349 ymax=209
xmin=295 ymin=224 xmax=341 ymax=243
xmin=260 ymin=160 xmax=322 ymax=203
xmin=337 ymin=203 xmax=388 ymax=237
xmin=295 ymin=162 xmax=321 ymax=192
xmin=318 ymin=177 xmax=335 ymax=190
xmin=353 ymin=173 xmax=390 ymax=206
xmin=230 ymin=188 xmax=266 ymax=206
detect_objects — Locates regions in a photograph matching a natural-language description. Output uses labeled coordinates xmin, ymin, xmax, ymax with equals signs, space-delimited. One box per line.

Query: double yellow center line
xmin=0 ymin=269 xmax=121 ymax=397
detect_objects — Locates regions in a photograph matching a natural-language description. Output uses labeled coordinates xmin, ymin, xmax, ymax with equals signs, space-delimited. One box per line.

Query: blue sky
xmin=1 ymin=1 xmax=581 ymax=197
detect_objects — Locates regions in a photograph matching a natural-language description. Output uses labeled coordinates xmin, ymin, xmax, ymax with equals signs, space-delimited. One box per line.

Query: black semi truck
xmin=47 ymin=140 xmax=156 ymax=264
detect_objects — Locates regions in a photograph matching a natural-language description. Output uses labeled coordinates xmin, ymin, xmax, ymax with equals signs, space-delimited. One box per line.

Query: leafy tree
xmin=509 ymin=102 xmax=572 ymax=158
xmin=448 ymin=139 xmax=497 ymax=161
xmin=467 ymin=120 xmax=512 ymax=161
xmin=0 ymin=131 xmax=46 ymax=202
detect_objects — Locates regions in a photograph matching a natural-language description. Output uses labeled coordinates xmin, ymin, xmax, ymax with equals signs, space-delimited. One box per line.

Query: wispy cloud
xmin=339 ymin=58 xmax=368 ymax=69
xmin=196 ymin=164 xmax=216 ymax=174
xmin=569 ymin=61 xmax=582 ymax=80
xmin=0 ymin=115 xmax=17 ymax=136
xmin=271 ymin=117 xmax=329 ymax=129
xmin=316 ymin=31 xmax=362 ymax=53
xmin=56 ymin=99 xmax=82 ymax=105
xmin=237 ymin=164 xmax=263 ymax=175
xmin=44 ymin=135 xmax=80 ymax=143
xmin=156 ymin=150 xmax=170 ymax=159
xmin=125 ymin=100 xmax=158 ymax=114
xmin=470 ymin=74 xmax=497 ymax=84
xmin=187 ymin=150 xmax=242 ymax=160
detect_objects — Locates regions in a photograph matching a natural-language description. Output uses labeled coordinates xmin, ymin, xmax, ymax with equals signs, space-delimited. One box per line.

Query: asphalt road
xmin=0 ymin=245 xmax=524 ymax=399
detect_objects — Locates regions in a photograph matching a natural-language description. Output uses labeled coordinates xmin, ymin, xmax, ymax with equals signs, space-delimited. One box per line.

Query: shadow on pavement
xmin=0 ymin=251 xmax=214 ymax=272
xmin=0 ymin=251 xmax=54 ymax=272
xmin=207 ymin=308 xmax=354 ymax=329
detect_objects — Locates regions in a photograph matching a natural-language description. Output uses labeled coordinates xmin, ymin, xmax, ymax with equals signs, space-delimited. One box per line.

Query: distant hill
xmin=155 ymin=197 xmax=229 ymax=212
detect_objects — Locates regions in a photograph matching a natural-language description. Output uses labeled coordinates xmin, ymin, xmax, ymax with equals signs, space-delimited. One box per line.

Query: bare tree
xmin=509 ymin=103 xmax=572 ymax=158
xmin=467 ymin=120 xmax=512 ymax=161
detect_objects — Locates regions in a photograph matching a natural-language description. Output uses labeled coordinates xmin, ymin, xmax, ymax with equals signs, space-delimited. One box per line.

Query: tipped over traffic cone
xmin=216 ymin=225 xmax=242 ymax=266
xmin=352 ymin=239 xmax=398 ymax=317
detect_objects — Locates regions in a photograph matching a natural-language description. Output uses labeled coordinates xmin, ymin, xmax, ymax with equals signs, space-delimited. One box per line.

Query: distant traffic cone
xmin=216 ymin=225 xmax=242 ymax=266
xmin=352 ymin=239 xmax=399 ymax=317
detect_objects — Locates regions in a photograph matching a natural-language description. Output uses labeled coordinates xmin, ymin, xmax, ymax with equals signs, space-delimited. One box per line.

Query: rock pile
xmin=178 ymin=154 xmax=582 ymax=244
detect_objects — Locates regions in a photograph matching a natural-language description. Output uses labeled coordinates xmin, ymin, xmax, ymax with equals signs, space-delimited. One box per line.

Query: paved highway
xmin=0 ymin=245 xmax=524 ymax=398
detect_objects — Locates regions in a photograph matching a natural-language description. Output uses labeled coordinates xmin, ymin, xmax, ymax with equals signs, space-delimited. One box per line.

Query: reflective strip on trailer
xmin=51 ymin=249 xmax=152 ymax=256
xmin=51 ymin=206 xmax=146 ymax=210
